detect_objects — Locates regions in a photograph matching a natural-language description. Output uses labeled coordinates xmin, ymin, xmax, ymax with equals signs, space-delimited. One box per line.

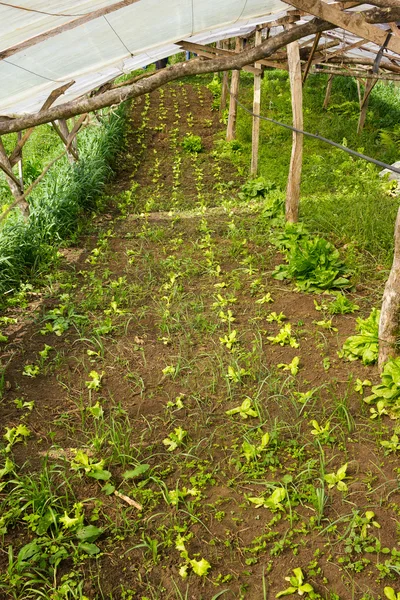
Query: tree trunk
xmin=285 ymin=34 xmax=303 ymax=223
xmin=379 ymin=206 xmax=400 ymax=369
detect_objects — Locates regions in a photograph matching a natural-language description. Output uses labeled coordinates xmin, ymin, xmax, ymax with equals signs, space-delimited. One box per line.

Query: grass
xmin=0 ymin=106 xmax=127 ymax=298
xmin=0 ymin=78 xmax=399 ymax=600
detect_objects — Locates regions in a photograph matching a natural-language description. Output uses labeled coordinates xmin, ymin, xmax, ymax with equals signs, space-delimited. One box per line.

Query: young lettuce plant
xmin=278 ymin=356 xmax=300 ymax=376
xmin=364 ymin=357 xmax=400 ymax=419
xmin=276 ymin=568 xmax=314 ymax=598
xmin=339 ymin=308 xmax=379 ymax=365
xmin=324 ymin=463 xmax=348 ymax=492
xmin=176 ymin=534 xmax=211 ymax=578
xmin=163 ymin=427 xmax=187 ymax=451
xmin=248 ymin=487 xmax=286 ymax=512
xmin=267 ymin=324 xmax=299 ymax=348
xmin=226 ymin=398 xmax=258 ymax=419
xmin=241 ymin=432 xmax=270 ymax=462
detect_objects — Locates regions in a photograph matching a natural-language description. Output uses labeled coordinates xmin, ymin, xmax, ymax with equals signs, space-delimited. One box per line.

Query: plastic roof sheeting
xmin=0 ymin=0 xmax=287 ymax=116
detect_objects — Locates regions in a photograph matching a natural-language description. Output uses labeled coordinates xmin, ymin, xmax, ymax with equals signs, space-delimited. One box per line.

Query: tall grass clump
xmin=0 ymin=105 xmax=126 ymax=298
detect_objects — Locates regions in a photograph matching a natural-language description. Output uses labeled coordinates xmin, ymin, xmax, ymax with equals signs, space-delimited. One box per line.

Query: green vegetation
xmin=0 ymin=106 xmax=126 ymax=297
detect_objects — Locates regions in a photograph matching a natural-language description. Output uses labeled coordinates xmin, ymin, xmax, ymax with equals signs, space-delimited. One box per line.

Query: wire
xmin=104 ymin=15 xmax=133 ymax=57
xmin=4 ymin=58 xmax=58 ymax=82
xmin=0 ymin=1 xmax=83 ymax=17
xmin=230 ymin=92 xmax=400 ymax=176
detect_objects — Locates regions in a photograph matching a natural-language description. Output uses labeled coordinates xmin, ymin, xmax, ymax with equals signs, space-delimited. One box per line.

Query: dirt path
xmin=0 ymin=84 xmax=398 ymax=600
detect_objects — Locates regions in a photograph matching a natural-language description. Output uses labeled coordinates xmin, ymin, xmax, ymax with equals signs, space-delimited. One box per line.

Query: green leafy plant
xmin=266 ymin=311 xmax=286 ymax=323
xmin=3 ymin=425 xmax=30 ymax=453
xmin=385 ymin=587 xmax=400 ymax=600
xmin=70 ymin=450 xmax=111 ymax=481
xmin=328 ymin=294 xmax=359 ymax=315
xmin=182 ymin=134 xmax=203 ymax=153
xmin=267 ymin=324 xmax=299 ymax=348
xmin=380 ymin=433 xmax=400 ymax=454
xmin=176 ymin=534 xmax=211 ymax=578
xmin=324 ymin=463 xmax=348 ymax=491
xmin=248 ymin=487 xmax=286 ymax=511
xmin=278 ymin=356 xmax=300 ymax=375
xmin=85 ymin=370 xmax=104 ymax=391
xmin=241 ymin=432 xmax=270 ymax=462
xmin=364 ymin=357 xmax=400 ymax=419
xmin=162 ymin=427 xmax=187 ymax=451
xmin=22 ymin=364 xmax=40 ymax=378
xmin=226 ymin=398 xmax=258 ymax=419
xmin=276 ymin=568 xmax=314 ymax=597
xmin=238 ymin=177 xmax=276 ymax=201
xmin=273 ymin=233 xmax=350 ymax=292
xmin=339 ymin=308 xmax=379 ymax=365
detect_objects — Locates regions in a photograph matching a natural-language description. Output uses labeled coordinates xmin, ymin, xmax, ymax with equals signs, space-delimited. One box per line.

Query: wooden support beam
xmin=312 ymin=67 xmax=400 ymax=80
xmin=251 ymin=30 xmax=262 ymax=177
xmin=0 ymin=137 xmax=29 ymax=218
xmin=9 ymin=81 xmax=75 ymax=167
xmin=379 ymin=206 xmax=400 ymax=369
xmin=226 ymin=38 xmax=243 ymax=142
xmin=284 ymin=0 xmax=400 ymax=56
xmin=52 ymin=120 xmax=79 ymax=162
xmin=220 ymin=40 xmax=230 ymax=113
xmin=178 ymin=41 xmax=262 ymax=74
xmin=323 ymin=74 xmax=334 ymax=108
xmin=286 ymin=29 xmax=303 ymax=223
xmin=0 ymin=0 xmax=141 ymax=61
xmin=316 ymin=38 xmax=368 ymax=64
xmin=302 ymin=32 xmax=322 ymax=82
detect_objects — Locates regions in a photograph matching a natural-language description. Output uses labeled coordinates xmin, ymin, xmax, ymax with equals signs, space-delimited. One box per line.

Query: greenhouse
xmin=1 ymin=1 xmax=400 ymax=598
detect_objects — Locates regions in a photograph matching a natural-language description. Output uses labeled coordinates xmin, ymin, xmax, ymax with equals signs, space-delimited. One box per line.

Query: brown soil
xmin=0 ymin=83 xmax=398 ymax=600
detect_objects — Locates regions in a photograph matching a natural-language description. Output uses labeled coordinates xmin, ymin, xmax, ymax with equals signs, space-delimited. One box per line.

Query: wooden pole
xmin=323 ymin=74 xmax=334 ymax=109
xmin=220 ymin=40 xmax=230 ymax=113
xmin=17 ymin=132 xmax=23 ymax=189
xmin=379 ymin=206 xmax=400 ymax=369
xmin=357 ymin=79 xmax=377 ymax=134
xmin=285 ymin=31 xmax=303 ymax=223
xmin=226 ymin=37 xmax=243 ymax=142
xmin=251 ymin=30 xmax=262 ymax=176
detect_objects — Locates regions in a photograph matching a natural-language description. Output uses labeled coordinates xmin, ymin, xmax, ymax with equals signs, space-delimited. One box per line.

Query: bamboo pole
xmin=379 ymin=206 xmax=400 ymax=369
xmin=285 ymin=31 xmax=303 ymax=223
xmin=226 ymin=37 xmax=243 ymax=142
xmin=251 ymin=30 xmax=262 ymax=176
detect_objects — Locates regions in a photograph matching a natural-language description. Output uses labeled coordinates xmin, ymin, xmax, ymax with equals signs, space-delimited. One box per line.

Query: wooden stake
xmin=52 ymin=120 xmax=79 ymax=162
xmin=379 ymin=206 xmax=400 ymax=369
xmin=251 ymin=30 xmax=262 ymax=176
xmin=302 ymin=32 xmax=321 ymax=84
xmin=323 ymin=74 xmax=334 ymax=109
xmin=226 ymin=37 xmax=243 ymax=142
xmin=357 ymin=79 xmax=377 ymax=134
xmin=285 ymin=31 xmax=303 ymax=223
xmin=220 ymin=40 xmax=230 ymax=113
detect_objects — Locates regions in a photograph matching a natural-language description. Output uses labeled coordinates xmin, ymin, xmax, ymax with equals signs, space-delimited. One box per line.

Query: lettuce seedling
xmin=226 ymin=398 xmax=258 ymax=419
xmin=3 ymin=424 xmax=30 ymax=453
xmin=163 ymin=427 xmax=187 ymax=451
xmin=339 ymin=308 xmax=379 ymax=365
xmin=278 ymin=356 xmax=300 ymax=376
xmin=324 ymin=463 xmax=348 ymax=492
xmin=385 ymin=587 xmax=400 ymax=600
xmin=276 ymin=568 xmax=314 ymax=597
xmin=248 ymin=487 xmax=286 ymax=511
xmin=241 ymin=432 xmax=270 ymax=462
xmin=267 ymin=324 xmax=299 ymax=348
